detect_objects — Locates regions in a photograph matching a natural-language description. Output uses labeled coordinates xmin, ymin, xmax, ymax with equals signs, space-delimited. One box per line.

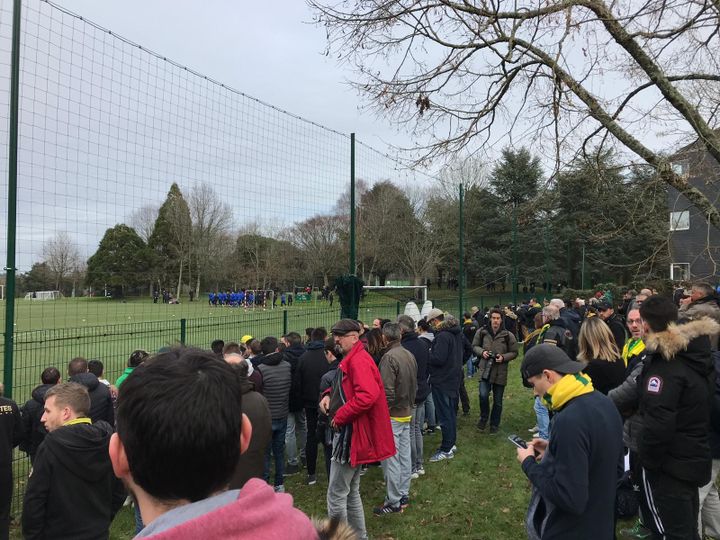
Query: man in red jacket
xmin=321 ymin=319 xmax=395 ymax=540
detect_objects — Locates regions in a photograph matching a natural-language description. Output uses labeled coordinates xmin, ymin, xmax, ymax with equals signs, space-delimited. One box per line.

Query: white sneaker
xmin=451 ymin=445 xmax=458 ymax=453
xmin=417 ymin=467 xmax=426 ymax=475
xmin=528 ymin=425 xmax=538 ymax=432
xmin=411 ymin=471 xmax=419 ymax=479
xmin=274 ymin=485 xmax=285 ymax=493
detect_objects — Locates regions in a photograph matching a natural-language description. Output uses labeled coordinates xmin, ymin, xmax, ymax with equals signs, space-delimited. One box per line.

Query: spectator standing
xmin=321 ymin=319 xmax=394 ymax=540
xmin=20 ymin=367 xmax=60 ymax=464
xmin=22 ymin=383 xmax=124 ymax=539
xmin=108 ymin=348 xmax=325 ymax=539
xmin=68 ymin=357 xmax=114 ymax=425
xmin=577 ymin=316 xmax=626 ymax=395
xmin=115 ymin=350 xmax=149 ymax=389
xmin=282 ymin=332 xmax=307 ymax=476
xmin=297 ymin=327 xmax=331 ymax=485
xmin=679 ymin=282 xmax=720 ymax=349
xmin=637 ymin=296 xmax=718 ymax=539
xmin=473 ymin=308 xmax=519 ymax=433
xmin=518 ymin=345 xmax=623 ymax=540
xmin=256 ymin=337 xmax=292 ymax=492
xmin=375 ymin=323 xmax=417 ymax=515
xmin=426 ymin=309 xmax=463 ymax=462
xmin=398 ymin=315 xmax=430 ymax=478
xmin=597 ymin=300 xmax=629 ymax=353
xmin=0 ymin=391 xmax=22 ymax=540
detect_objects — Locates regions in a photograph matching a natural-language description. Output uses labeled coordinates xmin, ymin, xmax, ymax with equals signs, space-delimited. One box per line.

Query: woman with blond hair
xmin=577 ymin=316 xmax=626 ymax=394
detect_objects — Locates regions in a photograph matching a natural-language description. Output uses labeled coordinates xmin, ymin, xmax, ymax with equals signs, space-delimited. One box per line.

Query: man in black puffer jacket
xmin=297 ymin=327 xmax=330 ymax=485
xmin=398 ymin=315 xmax=431 ymax=477
xmin=426 ymin=309 xmax=463 ymax=463
xmin=20 ymin=367 xmax=60 ymax=463
xmin=67 ymin=358 xmax=114 ymax=426
xmin=638 ymin=296 xmax=719 ymax=540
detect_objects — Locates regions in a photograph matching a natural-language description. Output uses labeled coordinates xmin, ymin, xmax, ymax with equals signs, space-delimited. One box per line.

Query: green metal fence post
xmin=180 ymin=318 xmax=186 ymax=345
xmin=283 ymin=309 xmax=288 ymax=335
xmin=349 ymin=133 xmax=356 ymax=275
xmin=396 ymin=301 xmax=400 ymax=317
xmin=3 ymin=0 xmax=22 ymax=399
xmin=458 ymin=183 xmax=464 ymax=318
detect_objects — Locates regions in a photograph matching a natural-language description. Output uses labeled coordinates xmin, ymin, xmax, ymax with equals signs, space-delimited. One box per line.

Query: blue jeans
xmin=533 ymin=396 xmax=550 ymax=440
xmin=285 ymin=410 xmax=307 ymax=466
xmin=479 ymin=381 xmax=505 ymax=429
xmin=467 ymin=356 xmax=476 ymax=377
xmin=432 ymin=387 xmax=457 ymax=453
xmin=264 ymin=417 xmax=287 ymax=487
xmin=424 ymin=391 xmax=436 ymax=428
xmin=410 ymin=401 xmax=426 ymax=470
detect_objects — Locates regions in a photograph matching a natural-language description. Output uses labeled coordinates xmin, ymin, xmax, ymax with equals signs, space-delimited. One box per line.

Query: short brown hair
xmin=222 ymin=342 xmax=242 ymax=356
xmin=45 ymin=382 xmax=91 ymax=417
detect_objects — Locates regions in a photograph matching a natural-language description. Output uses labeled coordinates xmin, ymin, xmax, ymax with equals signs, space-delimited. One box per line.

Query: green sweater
xmin=115 ymin=367 xmax=134 ymax=388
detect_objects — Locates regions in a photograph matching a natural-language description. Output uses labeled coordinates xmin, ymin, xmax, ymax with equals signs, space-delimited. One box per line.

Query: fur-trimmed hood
xmin=315 ymin=517 xmax=360 ymax=539
xmin=645 ymin=317 xmax=720 ymax=361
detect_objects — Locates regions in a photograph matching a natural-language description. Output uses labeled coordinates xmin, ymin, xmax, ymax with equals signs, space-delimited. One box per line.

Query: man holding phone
xmin=516 ymin=344 xmax=623 ymax=539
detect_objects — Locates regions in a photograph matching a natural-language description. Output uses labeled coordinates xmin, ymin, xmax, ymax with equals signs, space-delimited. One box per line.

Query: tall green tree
xmin=86 ymin=225 xmax=152 ymax=297
xmin=148 ymin=183 xmax=192 ymax=298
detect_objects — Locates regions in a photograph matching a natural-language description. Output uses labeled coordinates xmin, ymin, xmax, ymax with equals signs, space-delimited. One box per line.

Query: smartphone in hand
xmin=507 ymin=434 xmax=528 ymax=449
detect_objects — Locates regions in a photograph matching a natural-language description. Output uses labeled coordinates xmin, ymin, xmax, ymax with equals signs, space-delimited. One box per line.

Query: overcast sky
xmin=0 ymin=0 xmax=429 ymax=271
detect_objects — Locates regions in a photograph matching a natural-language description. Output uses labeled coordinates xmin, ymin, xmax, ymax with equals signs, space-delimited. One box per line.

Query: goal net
xmin=24 ymin=290 xmax=63 ymax=301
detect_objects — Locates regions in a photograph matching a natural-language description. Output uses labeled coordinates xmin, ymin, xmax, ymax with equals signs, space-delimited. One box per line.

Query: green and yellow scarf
xmin=542 ymin=373 xmax=594 ymax=411
xmin=622 ymin=338 xmax=645 ymax=367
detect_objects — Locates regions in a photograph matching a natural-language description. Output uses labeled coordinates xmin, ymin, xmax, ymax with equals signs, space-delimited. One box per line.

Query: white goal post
xmin=363 ymin=285 xmax=428 ymax=303
xmin=24 ymin=290 xmax=63 ymax=301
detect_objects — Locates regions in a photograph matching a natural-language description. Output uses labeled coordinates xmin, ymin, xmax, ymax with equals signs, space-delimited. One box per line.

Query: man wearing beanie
xmin=516 ymin=344 xmax=623 ymax=539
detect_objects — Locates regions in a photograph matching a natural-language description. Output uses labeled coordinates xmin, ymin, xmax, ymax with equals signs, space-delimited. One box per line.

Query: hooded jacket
xmin=20 ymin=383 xmax=54 ymax=460
xmin=22 ymin=420 xmax=126 ymax=540
xmin=332 ymin=340 xmax=395 ymax=466
xmin=638 ymin=317 xmax=720 ymax=486
xmin=539 ymin=318 xmax=577 ymax=361
xmin=401 ymin=331 xmax=431 ymax=403
xmin=257 ymin=353 xmax=291 ymax=421
xmin=0 ymin=396 xmax=22 ymax=471
xmin=135 ymin=478 xmax=352 ymax=540
xmin=679 ymin=295 xmax=720 ymax=349
xmin=428 ymin=318 xmax=464 ymax=396
xmin=608 ymin=352 xmax=648 ymax=452
xmin=297 ymin=340 xmax=330 ymax=409
xmin=69 ymin=373 xmax=114 ymax=425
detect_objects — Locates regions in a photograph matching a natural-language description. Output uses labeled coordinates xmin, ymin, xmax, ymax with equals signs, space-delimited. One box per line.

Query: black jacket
xmin=559 ymin=308 xmax=580 ymax=338
xmin=709 ymin=352 xmax=720 ymax=459
xmin=603 ymin=313 xmax=628 ymax=353
xmin=638 ymin=318 xmax=719 ymax=486
xmin=428 ymin=319 xmax=464 ymax=396
xmin=283 ymin=344 xmax=306 ymax=412
xmin=69 ymin=373 xmax=114 ymax=426
xmin=522 ymin=391 xmax=623 ymax=540
xmin=582 ymin=358 xmax=626 ymax=395
xmin=297 ymin=341 xmax=330 ymax=409
xmin=22 ymin=420 xmax=125 ymax=540
xmin=257 ymin=352 xmax=292 ymax=420
xmin=540 ymin=319 xmax=577 ymax=361
xmin=0 ymin=397 xmax=22 ymax=471
xmin=401 ymin=332 xmax=431 ymax=403
xmin=20 ymin=384 xmax=53 ymax=461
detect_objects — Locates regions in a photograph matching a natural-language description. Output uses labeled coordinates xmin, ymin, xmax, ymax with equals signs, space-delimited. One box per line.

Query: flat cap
xmin=331 ymin=319 xmax=362 ymax=335
xmin=426 ymin=308 xmax=444 ymax=321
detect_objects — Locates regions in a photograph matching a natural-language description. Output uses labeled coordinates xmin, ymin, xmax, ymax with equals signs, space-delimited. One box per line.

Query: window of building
xmin=671 ymin=161 xmax=689 ymax=176
xmin=669 ymin=210 xmax=690 ymax=231
xmin=670 ymin=263 xmax=690 ymax=281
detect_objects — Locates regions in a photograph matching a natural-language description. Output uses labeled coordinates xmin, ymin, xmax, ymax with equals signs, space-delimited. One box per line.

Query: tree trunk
xmin=195 ymin=273 xmax=201 ymax=300
xmin=176 ymin=257 xmax=184 ymax=299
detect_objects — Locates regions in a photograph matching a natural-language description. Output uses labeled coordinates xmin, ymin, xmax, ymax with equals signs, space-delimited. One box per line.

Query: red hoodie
xmin=139 ymin=478 xmax=318 ymax=540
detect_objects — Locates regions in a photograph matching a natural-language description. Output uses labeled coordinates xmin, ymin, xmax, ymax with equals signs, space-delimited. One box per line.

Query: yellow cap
xmin=240 ymin=335 xmax=253 ymax=344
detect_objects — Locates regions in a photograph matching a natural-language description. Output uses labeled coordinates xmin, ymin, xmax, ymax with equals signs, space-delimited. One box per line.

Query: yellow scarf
xmin=622 ymin=338 xmax=645 ymax=367
xmin=543 ymin=373 xmax=594 ymax=411
xmin=63 ymin=417 xmax=92 ymax=427
xmin=535 ymin=324 xmax=550 ymax=345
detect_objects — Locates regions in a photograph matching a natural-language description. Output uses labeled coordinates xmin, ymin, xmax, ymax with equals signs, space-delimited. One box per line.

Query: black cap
xmin=331 ymin=319 xmax=362 ymax=336
xmin=596 ymin=300 xmax=612 ymax=311
xmin=521 ymin=344 xmax=584 ymax=379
